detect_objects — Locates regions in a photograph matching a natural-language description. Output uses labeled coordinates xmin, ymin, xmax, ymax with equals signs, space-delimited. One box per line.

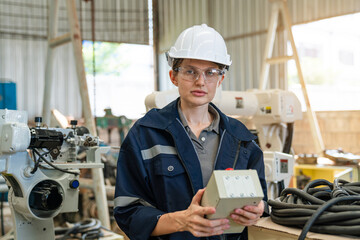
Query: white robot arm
xmin=145 ymin=88 xmax=302 ymax=152
xmin=0 ymin=109 xmax=108 ymax=240
xmin=145 ymin=88 xmax=303 ymax=199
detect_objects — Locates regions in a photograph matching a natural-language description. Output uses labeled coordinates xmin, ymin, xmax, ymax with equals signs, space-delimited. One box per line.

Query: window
xmin=288 ymin=13 xmax=360 ymax=111
xmin=83 ymin=41 xmax=154 ymax=119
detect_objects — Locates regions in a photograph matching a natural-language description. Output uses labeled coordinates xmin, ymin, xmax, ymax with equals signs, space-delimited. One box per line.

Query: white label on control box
xmin=223 ymin=175 xmax=256 ymax=198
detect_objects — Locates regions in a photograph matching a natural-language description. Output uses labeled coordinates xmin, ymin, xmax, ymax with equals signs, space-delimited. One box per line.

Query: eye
xmin=205 ymin=69 xmax=217 ymax=76
xmin=184 ymin=69 xmax=196 ymax=75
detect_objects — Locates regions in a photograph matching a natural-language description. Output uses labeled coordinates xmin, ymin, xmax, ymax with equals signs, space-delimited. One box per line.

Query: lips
xmin=191 ymin=90 xmax=207 ymax=97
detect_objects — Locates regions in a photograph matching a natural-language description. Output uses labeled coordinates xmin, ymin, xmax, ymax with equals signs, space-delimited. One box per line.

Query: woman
xmin=114 ymin=24 xmax=267 ymax=240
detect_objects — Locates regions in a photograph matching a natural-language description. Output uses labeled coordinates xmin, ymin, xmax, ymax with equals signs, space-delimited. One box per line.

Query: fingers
xmin=186 ymin=190 xmax=231 ymax=237
xmin=191 ymin=188 xmax=205 ymax=205
xmin=230 ymin=210 xmax=260 ymax=226
xmin=230 ymin=201 xmax=265 ymax=226
xmin=230 ymin=209 xmax=261 ymax=226
xmin=189 ymin=218 xmax=230 ymax=237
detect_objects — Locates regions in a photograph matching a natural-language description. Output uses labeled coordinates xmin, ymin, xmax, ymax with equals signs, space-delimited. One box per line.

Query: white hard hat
xmin=166 ymin=24 xmax=232 ymax=69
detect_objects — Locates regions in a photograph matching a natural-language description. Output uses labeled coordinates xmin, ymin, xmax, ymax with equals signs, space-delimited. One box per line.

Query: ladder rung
xmin=266 ymin=55 xmax=294 ymax=64
xmin=49 ymin=33 xmax=71 ymax=48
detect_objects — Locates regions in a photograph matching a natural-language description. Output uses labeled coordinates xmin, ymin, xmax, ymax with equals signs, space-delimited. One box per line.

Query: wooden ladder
xmin=41 ymin=0 xmax=110 ymax=228
xmin=259 ymin=0 xmax=325 ymax=155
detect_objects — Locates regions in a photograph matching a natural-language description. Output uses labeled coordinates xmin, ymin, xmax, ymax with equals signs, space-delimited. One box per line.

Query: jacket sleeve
xmin=113 ymin=128 xmax=165 ymax=240
xmin=247 ymin=140 xmax=268 ymax=202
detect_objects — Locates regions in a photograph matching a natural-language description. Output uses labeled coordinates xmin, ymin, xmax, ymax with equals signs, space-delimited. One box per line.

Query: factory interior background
xmin=1 ymin=0 xmax=360 ymax=239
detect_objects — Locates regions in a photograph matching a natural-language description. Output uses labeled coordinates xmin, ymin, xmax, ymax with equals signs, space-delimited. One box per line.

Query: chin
xmin=189 ymin=97 xmax=212 ymax=106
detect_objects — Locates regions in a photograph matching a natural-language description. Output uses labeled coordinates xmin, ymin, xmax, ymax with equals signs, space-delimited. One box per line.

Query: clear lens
xmin=175 ymin=66 xmax=224 ymax=83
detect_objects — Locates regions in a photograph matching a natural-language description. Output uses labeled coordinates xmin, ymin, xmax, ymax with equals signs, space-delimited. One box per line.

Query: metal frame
xmin=41 ymin=0 xmax=110 ymax=229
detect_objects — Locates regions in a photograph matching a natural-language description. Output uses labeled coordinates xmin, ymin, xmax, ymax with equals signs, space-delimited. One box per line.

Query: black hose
xmin=282 ymin=122 xmax=294 ymax=154
xmin=268 ymin=178 xmax=360 ymax=239
xmin=0 ymin=192 xmax=4 ymax=236
xmin=55 ymin=218 xmax=105 ymax=240
xmin=299 ymin=196 xmax=360 ymax=240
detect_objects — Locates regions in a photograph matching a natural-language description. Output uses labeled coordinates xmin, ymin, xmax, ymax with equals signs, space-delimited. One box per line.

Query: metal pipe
xmin=42 ymin=0 xmax=59 ymax=126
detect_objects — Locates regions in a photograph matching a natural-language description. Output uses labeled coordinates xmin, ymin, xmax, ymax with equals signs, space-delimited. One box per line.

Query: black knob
xmin=35 ymin=117 xmax=42 ymax=123
xmin=70 ymin=120 xmax=78 ymax=126
xmin=35 ymin=117 xmax=42 ymax=128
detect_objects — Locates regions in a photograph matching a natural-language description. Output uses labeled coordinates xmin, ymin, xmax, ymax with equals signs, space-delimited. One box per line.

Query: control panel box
xmin=263 ymin=151 xmax=294 ymax=183
xmin=201 ymin=170 xmax=264 ymax=234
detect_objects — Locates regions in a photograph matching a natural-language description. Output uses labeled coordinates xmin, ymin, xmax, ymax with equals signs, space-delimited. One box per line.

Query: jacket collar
xmin=138 ymin=97 xmax=256 ymax=142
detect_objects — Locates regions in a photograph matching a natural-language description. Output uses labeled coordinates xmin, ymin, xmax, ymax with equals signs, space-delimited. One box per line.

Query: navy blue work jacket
xmin=114 ymin=98 xmax=267 ymax=240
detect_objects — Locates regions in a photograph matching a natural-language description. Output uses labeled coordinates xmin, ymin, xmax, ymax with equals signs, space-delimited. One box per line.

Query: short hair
xmin=172 ymin=58 xmax=226 ymax=73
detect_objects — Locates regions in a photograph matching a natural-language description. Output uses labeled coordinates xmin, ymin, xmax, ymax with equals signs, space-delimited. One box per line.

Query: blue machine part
xmin=0 ymin=81 xmax=17 ymax=110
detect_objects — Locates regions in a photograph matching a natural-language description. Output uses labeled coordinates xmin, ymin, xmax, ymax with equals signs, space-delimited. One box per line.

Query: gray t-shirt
xmin=178 ymin=101 xmax=220 ymax=186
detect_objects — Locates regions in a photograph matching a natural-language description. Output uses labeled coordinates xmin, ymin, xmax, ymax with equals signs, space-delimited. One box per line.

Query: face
xmin=169 ymin=59 xmax=225 ymax=109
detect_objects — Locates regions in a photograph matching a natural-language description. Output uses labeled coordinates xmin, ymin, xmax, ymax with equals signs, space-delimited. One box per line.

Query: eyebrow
xmin=182 ymin=65 xmax=218 ymax=70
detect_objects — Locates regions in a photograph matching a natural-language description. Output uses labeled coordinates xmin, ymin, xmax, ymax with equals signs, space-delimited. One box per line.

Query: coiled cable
xmin=55 ymin=218 xmax=110 ymax=239
xmin=268 ymin=178 xmax=360 ymax=239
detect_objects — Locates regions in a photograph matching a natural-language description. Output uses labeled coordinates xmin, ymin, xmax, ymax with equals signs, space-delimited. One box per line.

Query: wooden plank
xmin=259 ymin=1 xmax=281 ymax=90
xmin=280 ymin=0 xmax=325 ymax=155
xmin=266 ymin=55 xmax=294 ymax=64
xmin=49 ymin=33 xmax=71 ymax=48
xmin=259 ymin=0 xmax=325 ymax=155
xmin=66 ymin=0 xmax=110 ymax=229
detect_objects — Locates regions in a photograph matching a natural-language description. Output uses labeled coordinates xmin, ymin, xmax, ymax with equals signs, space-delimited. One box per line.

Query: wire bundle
xmin=268 ymin=179 xmax=360 ymax=240
xmin=55 ymin=218 xmax=106 ymax=240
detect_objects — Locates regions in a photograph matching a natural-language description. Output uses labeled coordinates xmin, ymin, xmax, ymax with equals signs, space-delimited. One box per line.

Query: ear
xmin=169 ymin=70 xmax=178 ymax=87
xmin=217 ymin=75 xmax=225 ymax=88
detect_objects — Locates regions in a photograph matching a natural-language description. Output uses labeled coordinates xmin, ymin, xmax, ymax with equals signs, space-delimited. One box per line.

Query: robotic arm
xmin=145 ymin=88 xmax=303 ymax=199
xmin=0 ymin=109 xmax=108 ymax=240
xmin=145 ymin=88 xmax=302 ymax=152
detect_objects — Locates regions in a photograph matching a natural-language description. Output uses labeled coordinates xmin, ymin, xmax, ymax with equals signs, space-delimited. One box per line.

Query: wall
xmin=293 ymin=110 xmax=360 ymax=155
xmin=158 ymin=0 xmax=360 ymax=91
xmin=0 ymin=0 xmax=149 ymax=120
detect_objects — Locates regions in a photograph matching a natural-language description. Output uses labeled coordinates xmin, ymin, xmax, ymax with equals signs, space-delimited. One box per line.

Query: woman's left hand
xmin=229 ymin=200 xmax=264 ymax=226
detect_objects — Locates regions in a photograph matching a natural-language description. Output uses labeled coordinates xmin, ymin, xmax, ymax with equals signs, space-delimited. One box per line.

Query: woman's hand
xmin=174 ymin=188 xmax=230 ymax=237
xmin=229 ymin=200 xmax=264 ymax=226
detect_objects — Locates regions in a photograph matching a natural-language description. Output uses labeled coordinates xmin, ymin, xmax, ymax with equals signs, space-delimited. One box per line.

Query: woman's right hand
xmin=174 ymin=188 xmax=230 ymax=237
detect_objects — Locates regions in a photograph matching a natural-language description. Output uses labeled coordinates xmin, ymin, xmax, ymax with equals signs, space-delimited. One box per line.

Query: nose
xmin=195 ymin=71 xmax=206 ymax=85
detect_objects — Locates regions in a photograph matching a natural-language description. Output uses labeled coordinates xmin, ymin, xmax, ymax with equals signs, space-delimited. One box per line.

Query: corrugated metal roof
xmin=0 ymin=0 xmax=149 ymax=44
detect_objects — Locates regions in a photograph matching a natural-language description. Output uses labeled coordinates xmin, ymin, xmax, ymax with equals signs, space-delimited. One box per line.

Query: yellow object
xmin=100 ymin=231 xmax=124 ymax=240
xmin=293 ymin=164 xmax=353 ymax=188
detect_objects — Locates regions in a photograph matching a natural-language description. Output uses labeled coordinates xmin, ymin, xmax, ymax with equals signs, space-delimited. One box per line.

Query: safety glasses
xmin=174 ymin=66 xmax=225 ymax=83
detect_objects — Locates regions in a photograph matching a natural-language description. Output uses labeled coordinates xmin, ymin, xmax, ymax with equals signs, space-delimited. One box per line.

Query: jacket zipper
xmin=213 ymin=129 xmax=226 ymax=169
xmin=232 ymin=140 xmax=242 ymax=169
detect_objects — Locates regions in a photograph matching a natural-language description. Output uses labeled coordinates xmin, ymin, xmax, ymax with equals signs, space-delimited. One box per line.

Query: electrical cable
xmin=30 ymin=150 xmax=50 ymax=174
xmin=282 ymin=122 xmax=294 ymax=154
xmin=32 ymin=149 xmax=79 ymax=176
xmin=299 ymin=196 xmax=360 ymax=240
xmin=0 ymin=192 xmax=4 ymax=236
xmin=55 ymin=218 xmax=106 ymax=240
xmin=268 ymin=178 xmax=360 ymax=239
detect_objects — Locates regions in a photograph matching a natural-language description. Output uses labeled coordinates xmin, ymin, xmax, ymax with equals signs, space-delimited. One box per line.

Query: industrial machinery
xmin=145 ymin=88 xmax=302 ymax=198
xmin=0 ymin=109 xmax=109 ymax=240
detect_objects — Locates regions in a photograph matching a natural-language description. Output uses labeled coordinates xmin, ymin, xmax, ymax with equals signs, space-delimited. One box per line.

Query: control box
xmin=201 ymin=170 xmax=264 ymax=233
xmin=263 ymin=151 xmax=294 ymax=183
